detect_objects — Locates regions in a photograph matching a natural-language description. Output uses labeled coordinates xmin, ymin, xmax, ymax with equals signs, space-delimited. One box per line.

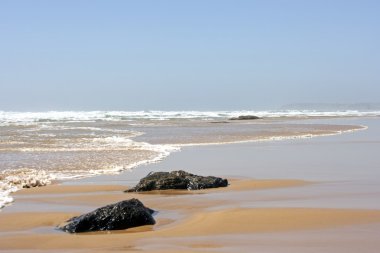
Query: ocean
xmin=0 ymin=110 xmax=378 ymax=209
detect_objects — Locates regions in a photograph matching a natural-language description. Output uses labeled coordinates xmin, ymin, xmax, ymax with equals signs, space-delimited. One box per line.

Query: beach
xmin=3 ymin=0 xmax=380 ymax=251
xmin=1 ymin=114 xmax=380 ymax=252
xmin=3 ymin=178 xmax=380 ymax=253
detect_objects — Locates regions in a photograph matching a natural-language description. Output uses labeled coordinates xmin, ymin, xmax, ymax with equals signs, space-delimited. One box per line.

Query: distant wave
xmin=0 ymin=110 xmax=379 ymax=125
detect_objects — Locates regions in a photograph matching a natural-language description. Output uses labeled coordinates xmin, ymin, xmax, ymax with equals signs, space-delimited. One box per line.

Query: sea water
xmin=0 ymin=110 xmax=377 ymax=208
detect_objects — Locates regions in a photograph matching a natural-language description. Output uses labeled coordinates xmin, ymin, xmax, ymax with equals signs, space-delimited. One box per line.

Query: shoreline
xmin=0 ymin=121 xmax=366 ymax=210
xmin=1 ymin=117 xmax=380 ymax=252
xmin=1 ymin=178 xmax=380 ymax=252
xmin=173 ymin=123 xmax=367 ymax=147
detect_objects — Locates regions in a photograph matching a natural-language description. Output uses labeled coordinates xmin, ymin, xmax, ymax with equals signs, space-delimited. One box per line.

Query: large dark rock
xmin=58 ymin=199 xmax=155 ymax=233
xmin=230 ymin=115 xmax=261 ymax=120
xmin=126 ymin=170 xmax=228 ymax=192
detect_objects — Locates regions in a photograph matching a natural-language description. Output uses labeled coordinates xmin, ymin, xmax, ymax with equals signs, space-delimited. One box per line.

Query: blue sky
xmin=1 ymin=0 xmax=379 ymax=111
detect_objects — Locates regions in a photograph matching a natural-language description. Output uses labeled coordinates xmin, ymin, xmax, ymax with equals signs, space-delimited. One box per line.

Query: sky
xmin=0 ymin=0 xmax=379 ymax=111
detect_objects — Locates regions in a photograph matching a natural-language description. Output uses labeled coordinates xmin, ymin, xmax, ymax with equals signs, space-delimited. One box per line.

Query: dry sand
xmin=1 ymin=178 xmax=380 ymax=252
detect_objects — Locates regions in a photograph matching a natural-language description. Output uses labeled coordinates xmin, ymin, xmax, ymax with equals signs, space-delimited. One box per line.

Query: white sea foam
xmin=1 ymin=110 xmax=379 ymax=126
xmin=0 ymin=141 xmax=179 ymax=209
xmin=0 ymin=109 xmax=373 ymax=209
xmin=0 ymin=113 xmax=180 ymax=209
xmin=0 ymin=182 xmax=16 ymax=209
xmin=0 ymin=133 xmax=172 ymax=153
xmin=0 ymin=168 xmax=55 ymax=209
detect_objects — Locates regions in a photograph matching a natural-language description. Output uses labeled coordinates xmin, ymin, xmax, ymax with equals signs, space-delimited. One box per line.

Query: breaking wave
xmin=0 ymin=141 xmax=179 ymax=209
xmin=0 ymin=110 xmax=379 ymax=126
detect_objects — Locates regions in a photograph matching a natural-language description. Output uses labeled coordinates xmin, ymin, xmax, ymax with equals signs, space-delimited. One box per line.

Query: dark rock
xmin=58 ymin=199 xmax=155 ymax=233
xmin=230 ymin=115 xmax=261 ymax=120
xmin=125 ymin=170 xmax=228 ymax=192
xmin=209 ymin=121 xmax=230 ymax=124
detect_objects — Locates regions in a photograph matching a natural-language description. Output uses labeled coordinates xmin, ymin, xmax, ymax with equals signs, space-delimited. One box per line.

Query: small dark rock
xmin=209 ymin=121 xmax=230 ymax=124
xmin=58 ymin=199 xmax=155 ymax=233
xmin=125 ymin=170 xmax=228 ymax=192
xmin=230 ymin=115 xmax=261 ymax=120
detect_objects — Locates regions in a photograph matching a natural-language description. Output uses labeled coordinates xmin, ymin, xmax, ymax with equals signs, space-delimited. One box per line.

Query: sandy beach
xmin=0 ymin=118 xmax=380 ymax=253
xmin=2 ymin=178 xmax=380 ymax=253
xmin=2 ymin=0 xmax=380 ymax=251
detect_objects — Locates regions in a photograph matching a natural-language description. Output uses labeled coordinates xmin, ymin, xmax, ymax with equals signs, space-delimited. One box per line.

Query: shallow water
xmin=130 ymin=117 xmax=380 ymax=210
xmin=1 ymin=114 xmax=380 ymax=253
xmin=0 ymin=111 xmax=372 ymax=209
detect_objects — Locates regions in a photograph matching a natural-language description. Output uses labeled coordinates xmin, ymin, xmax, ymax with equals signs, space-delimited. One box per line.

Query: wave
xmin=175 ymin=125 xmax=368 ymax=147
xmin=0 ymin=141 xmax=179 ymax=209
xmin=0 ymin=110 xmax=379 ymax=125
xmin=0 ymin=134 xmax=177 ymax=153
xmin=0 ymin=109 xmax=374 ymax=209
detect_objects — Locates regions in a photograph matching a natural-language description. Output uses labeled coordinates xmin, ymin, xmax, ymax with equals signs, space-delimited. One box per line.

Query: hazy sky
xmin=1 ymin=0 xmax=379 ymax=111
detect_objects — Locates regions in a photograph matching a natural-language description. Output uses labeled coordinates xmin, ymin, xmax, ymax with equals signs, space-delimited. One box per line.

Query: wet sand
xmin=1 ymin=178 xmax=380 ymax=252
xmin=1 ymin=118 xmax=380 ymax=252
